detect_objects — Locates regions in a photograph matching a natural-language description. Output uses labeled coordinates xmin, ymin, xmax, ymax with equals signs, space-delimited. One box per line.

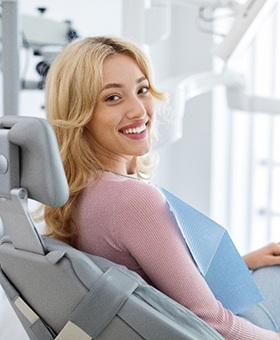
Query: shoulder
xmin=89 ymin=172 xmax=166 ymax=206
xmin=118 ymin=179 xmax=166 ymax=208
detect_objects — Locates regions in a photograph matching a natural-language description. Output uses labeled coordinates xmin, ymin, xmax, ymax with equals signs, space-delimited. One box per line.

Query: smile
xmin=122 ymin=124 xmax=146 ymax=135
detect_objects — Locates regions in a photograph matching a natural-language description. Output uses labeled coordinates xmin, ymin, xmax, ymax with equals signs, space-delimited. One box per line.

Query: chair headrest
xmin=0 ymin=115 xmax=69 ymax=207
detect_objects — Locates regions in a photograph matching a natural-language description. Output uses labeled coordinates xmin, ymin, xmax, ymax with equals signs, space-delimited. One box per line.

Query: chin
xmin=138 ymin=146 xmax=152 ymax=156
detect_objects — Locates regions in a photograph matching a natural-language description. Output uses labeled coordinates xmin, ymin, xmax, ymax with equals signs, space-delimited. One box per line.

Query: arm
xmin=115 ymin=183 xmax=278 ymax=340
xmin=243 ymin=242 xmax=280 ymax=270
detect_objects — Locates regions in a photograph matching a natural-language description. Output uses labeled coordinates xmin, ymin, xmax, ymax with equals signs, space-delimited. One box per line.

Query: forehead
xmin=102 ymin=54 xmax=145 ymax=84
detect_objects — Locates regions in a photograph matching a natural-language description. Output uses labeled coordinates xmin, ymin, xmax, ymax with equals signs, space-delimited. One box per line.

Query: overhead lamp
xmin=213 ymin=0 xmax=277 ymax=61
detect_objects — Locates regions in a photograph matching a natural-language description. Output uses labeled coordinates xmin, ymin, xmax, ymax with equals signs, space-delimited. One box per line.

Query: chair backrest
xmin=0 ymin=116 xmax=223 ymax=340
xmin=0 ymin=115 xmax=69 ymax=206
xmin=0 ymin=115 xmax=69 ymax=254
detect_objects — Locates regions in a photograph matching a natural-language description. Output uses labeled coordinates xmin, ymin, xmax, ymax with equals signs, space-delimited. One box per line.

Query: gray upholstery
xmin=0 ymin=235 xmax=223 ymax=339
xmin=0 ymin=115 xmax=69 ymax=207
xmin=0 ymin=116 xmax=69 ymax=254
xmin=0 ymin=116 xmax=223 ymax=339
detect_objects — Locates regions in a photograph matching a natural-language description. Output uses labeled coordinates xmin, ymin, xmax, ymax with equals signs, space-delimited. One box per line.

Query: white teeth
xmin=123 ymin=124 xmax=146 ymax=134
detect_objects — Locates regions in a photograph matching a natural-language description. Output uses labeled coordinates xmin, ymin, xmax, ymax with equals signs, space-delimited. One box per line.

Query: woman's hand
xmin=243 ymin=242 xmax=280 ymax=270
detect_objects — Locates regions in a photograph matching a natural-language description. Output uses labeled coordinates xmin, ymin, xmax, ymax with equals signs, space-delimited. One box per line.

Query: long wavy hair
xmin=44 ymin=36 xmax=167 ymax=245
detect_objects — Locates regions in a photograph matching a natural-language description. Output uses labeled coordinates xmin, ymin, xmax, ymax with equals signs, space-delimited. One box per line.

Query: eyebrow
xmin=100 ymin=76 xmax=148 ymax=93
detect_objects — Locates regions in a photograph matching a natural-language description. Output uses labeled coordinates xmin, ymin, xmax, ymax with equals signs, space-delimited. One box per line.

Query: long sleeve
xmin=74 ymin=173 xmax=278 ymax=340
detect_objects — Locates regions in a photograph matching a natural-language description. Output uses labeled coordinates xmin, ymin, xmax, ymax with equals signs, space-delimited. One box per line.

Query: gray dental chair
xmin=0 ymin=115 xmax=223 ymax=340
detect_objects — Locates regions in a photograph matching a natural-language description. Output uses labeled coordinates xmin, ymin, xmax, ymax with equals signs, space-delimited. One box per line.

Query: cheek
xmin=88 ymin=111 xmax=109 ymax=133
xmin=87 ymin=114 xmax=118 ymax=149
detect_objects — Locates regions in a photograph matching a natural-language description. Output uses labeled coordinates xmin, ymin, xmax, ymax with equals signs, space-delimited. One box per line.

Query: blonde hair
xmin=44 ymin=36 xmax=167 ymax=244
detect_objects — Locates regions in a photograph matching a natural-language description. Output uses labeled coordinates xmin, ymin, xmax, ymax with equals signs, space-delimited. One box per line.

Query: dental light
xmin=157 ymin=0 xmax=280 ymax=146
xmin=213 ymin=0 xmax=278 ymax=61
xmin=157 ymin=71 xmax=244 ymax=147
xmin=0 ymin=0 xmax=78 ymax=117
xmin=211 ymin=0 xmax=280 ymax=117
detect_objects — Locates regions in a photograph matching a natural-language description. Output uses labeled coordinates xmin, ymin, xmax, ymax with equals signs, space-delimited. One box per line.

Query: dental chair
xmin=0 ymin=115 xmax=223 ymax=340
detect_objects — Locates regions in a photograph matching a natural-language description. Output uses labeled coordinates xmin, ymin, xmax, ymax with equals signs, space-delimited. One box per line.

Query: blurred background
xmin=0 ymin=0 xmax=280 ymax=337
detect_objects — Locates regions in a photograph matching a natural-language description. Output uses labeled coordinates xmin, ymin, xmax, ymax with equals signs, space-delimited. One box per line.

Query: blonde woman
xmin=44 ymin=36 xmax=280 ymax=339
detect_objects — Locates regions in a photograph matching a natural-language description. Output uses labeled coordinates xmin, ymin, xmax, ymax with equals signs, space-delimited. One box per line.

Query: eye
xmin=105 ymin=94 xmax=121 ymax=102
xmin=138 ymin=86 xmax=150 ymax=95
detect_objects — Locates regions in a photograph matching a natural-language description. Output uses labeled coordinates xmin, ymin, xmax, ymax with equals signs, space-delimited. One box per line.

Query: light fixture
xmin=213 ymin=0 xmax=277 ymax=61
xmin=157 ymin=71 xmax=244 ymax=147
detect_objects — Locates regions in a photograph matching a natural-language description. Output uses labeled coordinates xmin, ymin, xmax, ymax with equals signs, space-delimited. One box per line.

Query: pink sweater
xmin=73 ymin=171 xmax=277 ymax=340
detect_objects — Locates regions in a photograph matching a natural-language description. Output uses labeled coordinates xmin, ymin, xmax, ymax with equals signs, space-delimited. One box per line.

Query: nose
xmin=126 ymin=96 xmax=147 ymax=119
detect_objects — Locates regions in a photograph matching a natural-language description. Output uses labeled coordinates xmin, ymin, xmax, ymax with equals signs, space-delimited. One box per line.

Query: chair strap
xmin=0 ymin=266 xmax=140 ymax=340
xmin=69 ymin=266 xmax=139 ymax=338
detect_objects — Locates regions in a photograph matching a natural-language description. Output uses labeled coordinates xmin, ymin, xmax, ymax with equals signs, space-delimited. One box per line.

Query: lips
xmin=122 ymin=124 xmax=146 ymax=135
xmin=119 ymin=121 xmax=148 ymax=139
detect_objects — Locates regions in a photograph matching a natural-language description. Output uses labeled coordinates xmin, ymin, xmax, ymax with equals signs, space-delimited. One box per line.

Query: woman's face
xmin=87 ymin=53 xmax=155 ymax=168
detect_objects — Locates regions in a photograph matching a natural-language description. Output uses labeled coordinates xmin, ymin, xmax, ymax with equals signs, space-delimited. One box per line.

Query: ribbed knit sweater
xmin=73 ymin=171 xmax=278 ymax=340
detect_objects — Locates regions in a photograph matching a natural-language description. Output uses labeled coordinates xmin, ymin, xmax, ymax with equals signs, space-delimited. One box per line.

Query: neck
xmin=98 ymin=157 xmax=137 ymax=176
xmin=102 ymin=169 xmax=138 ymax=180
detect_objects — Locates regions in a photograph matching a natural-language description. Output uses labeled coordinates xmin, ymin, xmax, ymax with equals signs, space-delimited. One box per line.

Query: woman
xmin=44 ymin=36 xmax=280 ymax=339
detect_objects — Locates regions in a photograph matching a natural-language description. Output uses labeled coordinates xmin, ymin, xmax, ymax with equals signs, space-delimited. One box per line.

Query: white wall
xmin=152 ymin=4 xmax=213 ymax=214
